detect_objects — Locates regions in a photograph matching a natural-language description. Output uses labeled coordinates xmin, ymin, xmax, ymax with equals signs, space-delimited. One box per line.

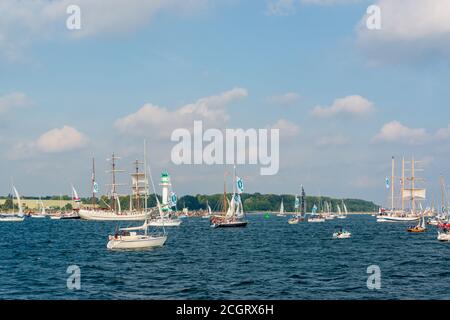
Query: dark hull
xmin=213 ymin=221 xmax=248 ymax=228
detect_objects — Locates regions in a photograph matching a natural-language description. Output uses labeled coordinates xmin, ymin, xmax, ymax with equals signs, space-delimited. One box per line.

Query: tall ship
xmin=79 ymin=150 xmax=150 ymax=221
xmin=377 ymin=156 xmax=423 ymax=223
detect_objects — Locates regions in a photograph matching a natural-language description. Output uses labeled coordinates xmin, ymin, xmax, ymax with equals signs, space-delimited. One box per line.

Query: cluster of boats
xmin=277 ymin=186 xmax=348 ymax=224
xmin=374 ymin=157 xmax=450 ymax=241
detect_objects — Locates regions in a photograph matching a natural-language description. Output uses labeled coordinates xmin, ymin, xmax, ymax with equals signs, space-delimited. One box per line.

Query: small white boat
xmin=277 ymin=199 xmax=286 ymax=217
xmin=438 ymin=227 xmax=450 ymax=241
xmin=147 ymin=217 xmax=182 ymax=227
xmin=30 ymin=197 xmax=48 ymax=218
xmin=107 ymin=141 xmax=169 ymax=250
xmin=50 ymin=215 xmax=62 ymax=220
xmin=0 ymin=186 xmax=25 ymax=222
xmin=336 ymin=201 xmax=348 ymax=219
xmin=333 ymin=230 xmax=352 ymax=239
xmin=309 ymin=216 xmax=325 ymax=223
xmin=107 ymin=232 xmax=167 ymax=250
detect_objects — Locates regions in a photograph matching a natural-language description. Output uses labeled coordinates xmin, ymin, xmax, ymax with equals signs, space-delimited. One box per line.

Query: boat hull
xmin=0 ymin=216 xmax=24 ymax=222
xmin=212 ymin=221 xmax=248 ymax=228
xmin=437 ymin=232 xmax=450 ymax=241
xmin=107 ymin=235 xmax=167 ymax=250
xmin=147 ymin=218 xmax=182 ymax=227
xmin=308 ymin=218 xmax=325 ymax=223
xmin=79 ymin=209 xmax=147 ymax=221
xmin=377 ymin=216 xmax=420 ymax=223
xmin=333 ymin=232 xmax=352 ymax=239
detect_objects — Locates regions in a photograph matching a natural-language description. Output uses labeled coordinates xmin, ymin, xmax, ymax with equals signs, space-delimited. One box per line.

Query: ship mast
xmin=391 ymin=156 xmax=395 ymax=212
xmin=223 ymin=171 xmax=228 ymax=215
xmin=92 ymin=157 xmax=96 ymax=209
xmin=107 ymin=153 xmax=125 ymax=213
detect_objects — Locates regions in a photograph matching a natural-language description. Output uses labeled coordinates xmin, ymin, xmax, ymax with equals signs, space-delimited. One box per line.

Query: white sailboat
xmin=0 ymin=186 xmax=25 ymax=222
xmin=277 ymin=199 xmax=286 ymax=217
xmin=107 ymin=148 xmax=167 ymax=250
xmin=337 ymin=201 xmax=348 ymax=219
xmin=289 ymin=186 xmax=306 ymax=224
xmin=59 ymin=186 xmax=81 ymax=220
xmin=202 ymin=201 xmax=213 ymax=219
xmin=30 ymin=197 xmax=47 ymax=218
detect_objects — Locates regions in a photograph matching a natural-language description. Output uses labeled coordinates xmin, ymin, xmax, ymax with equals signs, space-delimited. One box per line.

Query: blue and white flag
xmin=236 ymin=177 xmax=244 ymax=194
xmin=93 ymin=181 xmax=99 ymax=194
xmin=170 ymin=192 xmax=178 ymax=207
xmin=294 ymin=196 xmax=300 ymax=209
xmin=385 ymin=177 xmax=390 ymax=190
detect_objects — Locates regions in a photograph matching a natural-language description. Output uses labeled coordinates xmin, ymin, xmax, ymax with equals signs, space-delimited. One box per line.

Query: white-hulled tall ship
xmin=79 ymin=153 xmax=149 ymax=221
xmin=377 ymin=156 xmax=422 ymax=223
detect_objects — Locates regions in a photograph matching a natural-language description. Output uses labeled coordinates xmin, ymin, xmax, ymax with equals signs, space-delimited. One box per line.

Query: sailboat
xmin=277 ymin=199 xmax=286 ymax=217
xmin=210 ymin=167 xmax=248 ymax=228
xmin=107 ymin=149 xmax=167 ymax=250
xmin=407 ymin=214 xmax=427 ymax=233
xmin=308 ymin=203 xmax=325 ymax=223
xmin=79 ymin=155 xmax=148 ymax=221
xmin=202 ymin=201 xmax=213 ymax=219
xmin=147 ymin=172 xmax=182 ymax=227
xmin=59 ymin=186 xmax=81 ymax=220
xmin=0 ymin=186 xmax=25 ymax=222
xmin=288 ymin=186 xmax=306 ymax=224
xmin=377 ymin=157 xmax=421 ymax=223
xmin=337 ymin=200 xmax=348 ymax=219
xmin=30 ymin=197 xmax=47 ymax=218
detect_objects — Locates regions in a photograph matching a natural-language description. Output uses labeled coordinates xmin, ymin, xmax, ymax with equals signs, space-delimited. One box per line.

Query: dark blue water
xmin=0 ymin=215 xmax=449 ymax=300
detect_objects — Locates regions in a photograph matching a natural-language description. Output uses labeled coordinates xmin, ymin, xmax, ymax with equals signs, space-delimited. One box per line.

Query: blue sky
xmin=1 ymin=0 xmax=450 ymax=206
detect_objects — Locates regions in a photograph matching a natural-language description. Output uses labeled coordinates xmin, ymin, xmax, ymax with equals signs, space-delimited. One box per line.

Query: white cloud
xmin=266 ymin=92 xmax=300 ymax=106
xmin=312 ymin=95 xmax=375 ymax=118
xmin=435 ymin=124 xmax=450 ymax=140
xmin=0 ymin=92 xmax=30 ymax=113
xmin=372 ymin=121 xmax=429 ymax=145
xmin=357 ymin=0 xmax=450 ymax=63
xmin=9 ymin=126 xmax=89 ymax=159
xmin=0 ymin=0 xmax=210 ymax=60
xmin=266 ymin=0 xmax=296 ymax=16
xmin=316 ymin=135 xmax=348 ymax=147
xmin=269 ymin=119 xmax=300 ymax=137
xmin=115 ymin=88 xmax=248 ymax=139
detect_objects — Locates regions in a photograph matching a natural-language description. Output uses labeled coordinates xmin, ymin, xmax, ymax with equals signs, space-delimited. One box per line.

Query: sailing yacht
xmin=0 ymin=186 xmax=25 ymax=222
xmin=202 ymin=201 xmax=213 ymax=219
xmin=337 ymin=201 xmax=348 ymax=219
xmin=79 ymin=155 xmax=148 ymax=221
xmin=30 ymin=197 xmax=47 ymax=218
xmin=308 ymin=204 xmax=325 ymax=223
xmin=277 ymin=199 xmax=286 ymax=217
xmin=107 ymin=149 xmax=167 ymax=250
xmin=210 ymin=167 xmax=248 ymax=228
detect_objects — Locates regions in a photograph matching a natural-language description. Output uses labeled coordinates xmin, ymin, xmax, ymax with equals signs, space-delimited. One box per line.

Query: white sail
xmin=40 ymin=197 xmax=46 ymax=215
xmin=403 ymin=188 xmax=426 ymax=200
xmin=280 ymin=200 xmax=285 ymax=215
xmin=343 ymin=203 xmax=348 ymax=215
xmin=208 ymin=203 xmax=212 ymax=216
xmin=337 ymin=205 xmax=342 ymax=216
xmin=13 ymin=186 xmax=23 ymax=216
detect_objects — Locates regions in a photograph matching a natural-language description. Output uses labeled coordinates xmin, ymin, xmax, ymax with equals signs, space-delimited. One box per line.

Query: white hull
xmin=107 ymin=235 xmax=167 ymax=250
xmin=0 ymin=216 xmax=24 ymax=222
xmin=277 ymin=214 xmax=287 ymax=217
xmin=79 ymin=209 xmax=148 ymax=221
xmin=437 ymin=232 xmax=450 ymax=241
xmin=147 ymin=218 xmax=182 ymax=227
xmin=50 ymin=216 xmax=61 ymax=220
xmin=309 ymin=218 xmax=325 ymax=223
xmin=30 ymin=215 xmax=47 ymax=219
xmin=377 ymin=216 xmax=420 ymax=223
xmin=333 ymin=232 xmax=352 ymax=239
xmin=336 ymin=216 xmax=347 ymax=219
